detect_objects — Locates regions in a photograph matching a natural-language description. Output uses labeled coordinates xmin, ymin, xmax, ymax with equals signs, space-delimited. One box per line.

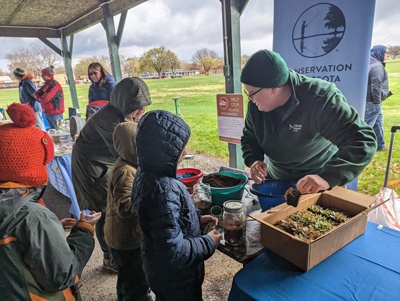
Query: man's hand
xmin=249 ymin=160 xmax=267 ymax=184
xmin=296 ymin=175 xmax=329 ymax=194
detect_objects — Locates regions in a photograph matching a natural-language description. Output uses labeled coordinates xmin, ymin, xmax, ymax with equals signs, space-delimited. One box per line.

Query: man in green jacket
xmin=241 ymin=49 xmax=377 ymax=194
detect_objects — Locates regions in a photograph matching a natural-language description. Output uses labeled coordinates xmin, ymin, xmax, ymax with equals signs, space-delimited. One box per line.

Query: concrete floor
xmin=43 ymin=183 xmax=118 ymax=300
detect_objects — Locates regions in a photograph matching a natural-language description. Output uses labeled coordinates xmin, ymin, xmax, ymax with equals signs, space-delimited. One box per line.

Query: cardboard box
xmin=252 ymin=186 xmax=375 ymax=271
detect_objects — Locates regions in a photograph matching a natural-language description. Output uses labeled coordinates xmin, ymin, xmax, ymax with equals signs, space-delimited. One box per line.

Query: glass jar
xmin=191 ymin=183 xmax=212 ymax=215
xmin=179 ymin=154 xmax=195 ymax=169
xmin=223 ymin=200 xmax=246 ymax=246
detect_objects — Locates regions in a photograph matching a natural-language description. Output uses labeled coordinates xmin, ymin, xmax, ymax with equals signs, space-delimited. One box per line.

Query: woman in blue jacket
xmin=88 ymin=62 xmax=116 ymax=103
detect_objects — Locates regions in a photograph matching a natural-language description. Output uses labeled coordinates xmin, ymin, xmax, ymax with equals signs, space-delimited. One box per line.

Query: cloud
xmin=0 ymin=0 xmax=399 ymax=71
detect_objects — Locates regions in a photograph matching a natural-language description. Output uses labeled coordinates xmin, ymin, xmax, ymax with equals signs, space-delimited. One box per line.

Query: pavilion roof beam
xmin=5 ymin=0 xmax=30 ymax=25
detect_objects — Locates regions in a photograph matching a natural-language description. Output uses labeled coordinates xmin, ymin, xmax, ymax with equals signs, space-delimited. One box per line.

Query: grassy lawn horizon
xmin=1 ymin=61 xmax=399 ymax=196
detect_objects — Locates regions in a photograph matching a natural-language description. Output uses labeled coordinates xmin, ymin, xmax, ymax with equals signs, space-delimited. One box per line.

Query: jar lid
xmin=223 ymin=200 xmax=243 ymax=213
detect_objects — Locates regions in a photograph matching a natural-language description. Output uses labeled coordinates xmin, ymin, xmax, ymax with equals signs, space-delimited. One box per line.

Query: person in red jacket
xmin=35 ymin=66 xmax=65 ymax=130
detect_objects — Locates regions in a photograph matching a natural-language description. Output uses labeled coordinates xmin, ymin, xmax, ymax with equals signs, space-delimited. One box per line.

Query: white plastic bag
xmin=368 ymin=187 xmax=400 ymax=231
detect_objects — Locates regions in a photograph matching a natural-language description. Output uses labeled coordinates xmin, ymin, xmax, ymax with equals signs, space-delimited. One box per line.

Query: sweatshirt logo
xmin=289 ymin=124 xmax=302 ymax=132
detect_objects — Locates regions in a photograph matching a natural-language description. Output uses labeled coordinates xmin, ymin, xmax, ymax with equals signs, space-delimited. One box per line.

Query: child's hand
xmin=200 ymin=215 xmax=218 ymax=228
xmin=79 ymin=211 xmax=102 ymax=226
xmin=208 ymin=229 xmax=222 ymax=247
xmin=60 ymin=218 xmax=77 ymax=230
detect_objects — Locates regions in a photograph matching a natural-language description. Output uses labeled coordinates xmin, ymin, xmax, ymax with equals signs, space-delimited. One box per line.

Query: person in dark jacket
xmin=13 ymin=67 xmax=46 ymax=130
xmin=365 ymin=45 xmax=392 ymax=151
xmin=132 ymin=110 xmax=222 ymax=301
xmin=34 ymin=66 xmax=65 ymax=130
xmin=0 ymin=103 xmax=101 ymax=301
xmin=72 ymin=77 xmax=152 ymax=272
xmin=240 ymin=49 xmax=377 ymax=193
xmin=104 ymin=122 xmax=152 ymax=301
xmin=88 ymin=62 xmax=117 ymax=103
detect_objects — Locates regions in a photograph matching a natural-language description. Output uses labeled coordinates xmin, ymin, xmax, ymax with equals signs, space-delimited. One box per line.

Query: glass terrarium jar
xmin=223 ymin=200 xmax=246 ymax=246
xmin=191 ymin=183 xmax=212 ymax=215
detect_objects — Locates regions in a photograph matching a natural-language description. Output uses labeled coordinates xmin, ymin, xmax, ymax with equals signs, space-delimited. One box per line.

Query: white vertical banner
xmin=273 ymin=0 xmax=376 ymax=119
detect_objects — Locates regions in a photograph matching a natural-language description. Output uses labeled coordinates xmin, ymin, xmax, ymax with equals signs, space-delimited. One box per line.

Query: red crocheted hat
xmin=0 ymin=103 xmax=54 ymax=187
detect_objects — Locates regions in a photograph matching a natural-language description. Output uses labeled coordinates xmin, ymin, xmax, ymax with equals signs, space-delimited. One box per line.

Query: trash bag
xmin=368 ymin=187 xmax=400 ymax=231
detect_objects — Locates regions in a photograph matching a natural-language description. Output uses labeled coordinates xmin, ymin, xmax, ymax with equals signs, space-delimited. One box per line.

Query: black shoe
xmin=103 ymin=257 xmax=118 ymax=273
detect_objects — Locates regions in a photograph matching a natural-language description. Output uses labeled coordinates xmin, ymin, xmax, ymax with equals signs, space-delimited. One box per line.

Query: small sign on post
xmin=216 ymin=94 xmax=244 ymax=145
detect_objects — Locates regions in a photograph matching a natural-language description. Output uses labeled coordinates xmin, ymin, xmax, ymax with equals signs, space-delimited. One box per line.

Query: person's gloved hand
xmin=388 ymin=91 xmax=393 ymax=98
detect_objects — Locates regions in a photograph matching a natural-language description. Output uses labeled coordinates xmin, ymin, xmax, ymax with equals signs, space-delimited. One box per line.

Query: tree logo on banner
xmin=292 ymin=3 xmax=346 ymax=58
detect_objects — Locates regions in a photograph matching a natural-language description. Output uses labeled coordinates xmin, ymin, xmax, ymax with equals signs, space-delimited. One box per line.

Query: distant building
xmin=141 ymin=69 xmax=200 ymax=79
xmin=0 ymin=76 xmax=18 ymax=89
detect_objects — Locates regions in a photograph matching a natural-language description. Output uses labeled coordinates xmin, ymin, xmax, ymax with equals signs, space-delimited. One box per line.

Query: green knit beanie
xmin=240 ymin=50 xmax=289 ymax=88
xmin=13 ymin=67 xmax=25 ymax=78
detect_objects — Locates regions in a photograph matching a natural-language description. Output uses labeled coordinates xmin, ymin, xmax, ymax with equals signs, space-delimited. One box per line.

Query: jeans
xmin=33 ymin=101 xmax=46 ymax=131
xmin=364 ymin=102 xmax=385 ymax=150
xmin=46 ymin=114 xmax=62 ymax=130
xmin=111 ymin=248 xmax=153 ymax=301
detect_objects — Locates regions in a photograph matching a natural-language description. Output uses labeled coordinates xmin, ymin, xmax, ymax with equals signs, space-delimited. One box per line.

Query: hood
xmin=113 ymin=122 xmax=138 ymax=166
xmin=136 ymin=110 xmax=190 ymax=176
xmin=371 ymin=45 xmax=387 ymax=63
xmin=21 ymin=74 xmax=34 ymax=80
xmin=0 ymin=187 xmax=44 ymax=232
xmin=109 ymin=77 xmax=152 ymax=117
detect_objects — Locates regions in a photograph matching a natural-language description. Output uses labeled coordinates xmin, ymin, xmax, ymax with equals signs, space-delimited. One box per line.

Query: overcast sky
xmin=0 ymin=0 xmax=398 ymax=71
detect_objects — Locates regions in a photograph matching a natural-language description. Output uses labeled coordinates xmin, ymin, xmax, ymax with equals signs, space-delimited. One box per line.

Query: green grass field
xmin=1 ymin=61 xmax=399 ymax=196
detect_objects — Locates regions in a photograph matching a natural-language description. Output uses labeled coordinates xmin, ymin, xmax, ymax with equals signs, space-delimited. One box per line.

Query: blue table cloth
xmin=229 ymin=222 xmax=400 ymax=301
xmin=47 ymin=153 xmax=81 ymax=218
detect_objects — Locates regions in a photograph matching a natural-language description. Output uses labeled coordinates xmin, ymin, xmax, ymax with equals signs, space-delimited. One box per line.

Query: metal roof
xmin=0 ymin=0 xmax=146 ymax=38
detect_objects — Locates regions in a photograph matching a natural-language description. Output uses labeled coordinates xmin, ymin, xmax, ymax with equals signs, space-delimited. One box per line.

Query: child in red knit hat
xmin=0 ymin=103 xmax=101 ymax=300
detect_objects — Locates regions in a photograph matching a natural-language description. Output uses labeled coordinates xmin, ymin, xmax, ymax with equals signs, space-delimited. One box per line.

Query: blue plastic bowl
xmin=250 ymin=180 xmax=297 ymax=211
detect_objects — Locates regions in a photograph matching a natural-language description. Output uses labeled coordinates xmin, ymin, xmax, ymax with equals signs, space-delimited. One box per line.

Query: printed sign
xmin=216 ymin=94 xmax=244 ymax=145
xmin=274 ymin=0 xmax=376 ymax=118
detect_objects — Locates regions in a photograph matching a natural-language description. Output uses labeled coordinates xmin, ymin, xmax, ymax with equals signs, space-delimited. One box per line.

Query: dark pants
xmin=153 ymin=278 xmax=203 ymax=301
xmin=46 ymin=113 xmax=62 ymax=130
xmin=111 ymin=248 xmax=153 ymax=301
xmin=96 ymin=214 xmax=111 ymax=259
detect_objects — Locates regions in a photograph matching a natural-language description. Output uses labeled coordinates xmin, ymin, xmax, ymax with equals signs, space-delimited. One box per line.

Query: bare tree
xmin=5 ymin=42 xmax=62 ymax=77
xmin=181 ymin=60 xmax=199 ymax=71
xmin=192 ymin=48 xmax=220 ymax=74
xmin=387 ymin=45 xmax=400 ymax=59
xmin=0 ymin=68 xmax=6 ymax=76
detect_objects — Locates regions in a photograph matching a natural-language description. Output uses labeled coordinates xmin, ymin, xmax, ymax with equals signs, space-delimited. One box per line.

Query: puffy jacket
xmin=0 ymin=185 xmax=95 ymax=300
xmin=19 ymin=74 xmax=38 ymax=109
xmin=366 ymin=45 xmax=390 ymax=104
xmin=88 ymin=74 xmax=116 ymax=103
xmin=132 ymin=110 xmax=215 ymax=299
xmin=104 ymin=122 xmax=141 ymax=250
xmin=35 ymin=79 xmax=65 ymax=115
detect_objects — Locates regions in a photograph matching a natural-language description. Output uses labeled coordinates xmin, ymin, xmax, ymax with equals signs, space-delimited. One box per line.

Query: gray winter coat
xmin=366 ymin=45 xmax=390 ymax=104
